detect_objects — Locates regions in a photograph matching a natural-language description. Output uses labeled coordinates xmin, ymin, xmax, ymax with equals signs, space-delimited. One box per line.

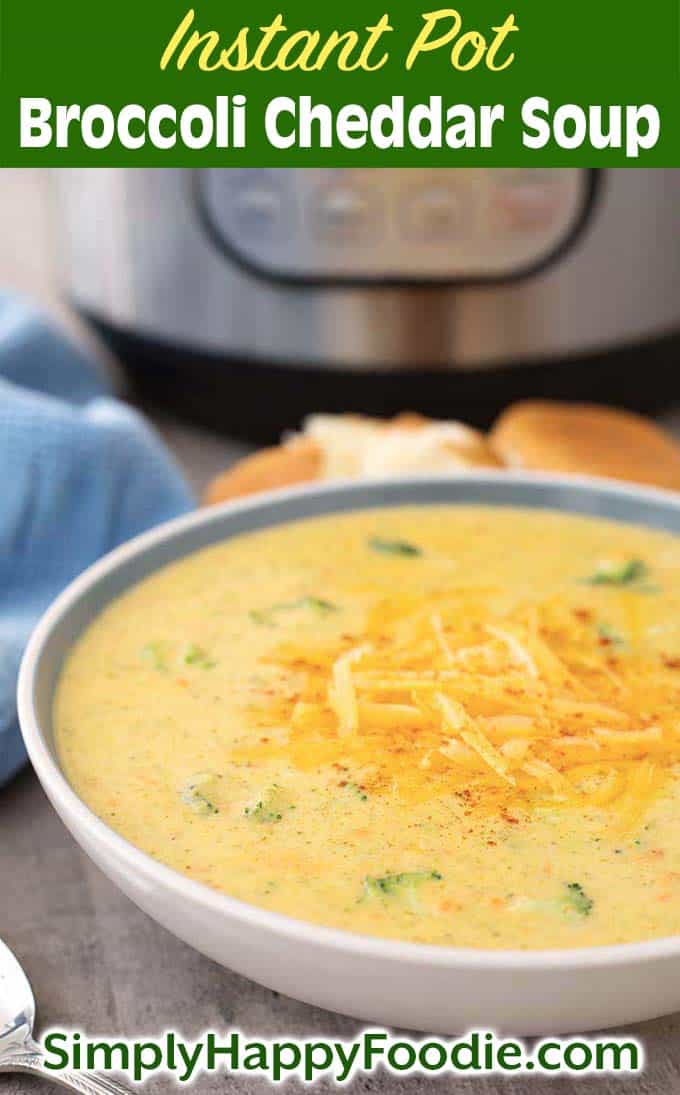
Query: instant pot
xmin=53 ymin=168 xmax=680 ymax=440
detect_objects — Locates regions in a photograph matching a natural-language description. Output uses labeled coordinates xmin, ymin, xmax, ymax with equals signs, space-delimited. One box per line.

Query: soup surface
xmin=56 ymin=506 xmax=680 ymax=949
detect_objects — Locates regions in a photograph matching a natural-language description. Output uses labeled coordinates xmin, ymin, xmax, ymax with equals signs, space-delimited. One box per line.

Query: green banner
xmin=0 ymin=0 xmax=678 ymax=165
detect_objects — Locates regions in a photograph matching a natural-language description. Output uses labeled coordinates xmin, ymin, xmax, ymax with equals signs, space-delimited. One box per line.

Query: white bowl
xmin=18 ymin=474 xmax=680 ymax=1035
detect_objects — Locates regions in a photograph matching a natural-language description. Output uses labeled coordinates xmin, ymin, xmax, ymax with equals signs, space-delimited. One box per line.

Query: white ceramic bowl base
xmin=18 ymin=475 xmax=680 ymax=1035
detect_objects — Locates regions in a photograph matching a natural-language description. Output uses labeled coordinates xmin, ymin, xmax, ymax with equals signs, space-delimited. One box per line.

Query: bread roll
xmin=491 ymin=401 xmax=680 ymax=490
xmin=203 ymin=438 xmax=322 ymax=505
xmin=203 ymin=413 xmax=501 ymax=505
xmin=303 ymin=413 xmax=502 ymax=479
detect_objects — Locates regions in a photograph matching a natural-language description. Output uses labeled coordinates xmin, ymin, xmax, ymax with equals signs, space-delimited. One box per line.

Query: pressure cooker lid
xmin=196 ymin=167 xmax=597 ymax=287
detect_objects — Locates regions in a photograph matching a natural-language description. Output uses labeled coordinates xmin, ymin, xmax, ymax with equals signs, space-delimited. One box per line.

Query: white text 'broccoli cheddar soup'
xmin=56 ymin=506 xmax=680 ymax=950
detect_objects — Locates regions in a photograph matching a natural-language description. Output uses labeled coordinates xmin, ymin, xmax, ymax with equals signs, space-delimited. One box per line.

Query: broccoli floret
xmin=181 ymin=773 xmax=219 ymax=816
xmin=345 ymin=781 xmax=369 ymax=802
xmin=245 ymin=800 xmax=282 ymax=823
xmin=140 ymin=641 xmax=169 ymax=672
xmin=508 ymin=882 xmax=594 ymax=918
xmin=249 ymin=609 xmax=276 ymax=627
xmin=142 ymin=641 xmax=217 ymax=671
xmin=249 ymin=596 xmax=338 ymax=627
xmin=299 ymin=596 xmax=337 ymax=615
xmin=182 ymin=643 xmax=217 ymax=669
xmin=244 ymin=784 xmax=294 ymax=824
xmin=586 ymin=558 xmax=648 ymax=587
xmin=362 ymin=870 xmax=442 ymax=910
xmin=369 ymin=538 xmax=422 ymax=558
xmin=561 ymin=882 xmax=594 ymax=916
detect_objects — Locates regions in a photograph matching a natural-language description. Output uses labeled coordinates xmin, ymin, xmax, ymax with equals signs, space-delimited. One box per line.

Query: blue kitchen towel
xmin=0 ymin=294 xmax=194 ymax=785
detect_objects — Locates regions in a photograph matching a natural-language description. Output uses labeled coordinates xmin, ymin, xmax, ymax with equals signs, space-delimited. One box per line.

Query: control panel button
xmin=403 ymin=185 xmax=465 ymax=243
xmin=492 ymin=181 xmax=569 ymax=233
xmin=229 ymin=173 xmax=291 ymax=241
xmin=311 ymin=183 xmax=382 ymax=244
xmin=201 ymin=171 xmax=293 ymax=248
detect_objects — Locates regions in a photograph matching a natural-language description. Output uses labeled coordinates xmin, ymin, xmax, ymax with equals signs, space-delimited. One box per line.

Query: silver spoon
xmin=0 ymin=937 xmax=134 ymax=1094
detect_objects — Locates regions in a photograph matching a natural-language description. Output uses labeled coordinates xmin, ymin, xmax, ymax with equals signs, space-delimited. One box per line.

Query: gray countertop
xmin=3 ymin=168 xmax=680 ymax=1093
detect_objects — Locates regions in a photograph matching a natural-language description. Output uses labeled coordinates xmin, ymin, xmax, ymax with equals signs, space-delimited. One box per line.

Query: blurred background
xmin=1 ymin=169 xmax=249 ymax=497
xmin=3 ymin=167 xmax=680 ymax=482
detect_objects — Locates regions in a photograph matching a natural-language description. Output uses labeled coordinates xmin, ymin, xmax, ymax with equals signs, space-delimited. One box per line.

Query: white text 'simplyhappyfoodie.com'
xmin=41 ymin=1027 xmax=643 ymax=1084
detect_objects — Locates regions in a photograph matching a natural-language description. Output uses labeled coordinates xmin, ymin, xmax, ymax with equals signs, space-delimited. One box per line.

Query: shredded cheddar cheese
xmin=328 ymin=644 xmax=372 ymax=736
xmin=485 ymin=624 xmax=539 ymax=678
xmin=257 ymin=587 xmax=680 ymax=823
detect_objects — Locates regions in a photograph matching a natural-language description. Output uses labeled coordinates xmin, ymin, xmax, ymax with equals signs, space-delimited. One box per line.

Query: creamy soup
xmin=56 ymin=506 xmax=680 ymax=949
